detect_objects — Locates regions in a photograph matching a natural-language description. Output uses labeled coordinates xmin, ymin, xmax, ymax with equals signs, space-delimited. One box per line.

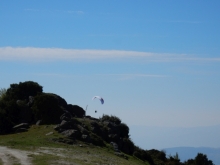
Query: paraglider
xmin=92 ymin=96 xmax=104 ymax=104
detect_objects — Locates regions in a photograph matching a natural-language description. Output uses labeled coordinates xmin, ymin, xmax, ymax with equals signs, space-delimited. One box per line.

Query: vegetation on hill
xmin=0 ymin=81 xmax=215 ymax=165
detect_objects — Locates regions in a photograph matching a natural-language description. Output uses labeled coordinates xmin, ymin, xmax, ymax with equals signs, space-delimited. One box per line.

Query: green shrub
xmin=0 ymin=81 xmax=43 ymax=128
xmin=0 ymin=111 xmax=13 ymax=134
xmin=100 ymin=114 xmax=121 ymax=125
xmin=5 ymin=81 xmax=43 ymax=101
xmin=31 ymin=93 xmax=65 ymax=124
xmin=0 ymin=88 xmax=7 ymax=101
xmin=120 ymin=138 xmax=135 ymax=155
xmin=147 ymin=149 xmax=166 ymax=163
xmin=194 ymin=153 xmax=214 ymax=165
xmin=0 ymin=99 xmax=20 ymax=124
xmin=134 ymin=146 xmax=154 ymax=164
xmin=118 ymin=122 xmax=129 ymax=138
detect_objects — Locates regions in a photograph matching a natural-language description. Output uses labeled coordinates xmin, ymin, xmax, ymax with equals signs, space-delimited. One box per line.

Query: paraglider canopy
xmin=92 ymin=96 xmax=104 ymax=104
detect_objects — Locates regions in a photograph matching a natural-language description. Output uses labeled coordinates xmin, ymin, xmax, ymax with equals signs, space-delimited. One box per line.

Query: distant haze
xmin=129 ymin=125 xmax=220 ymax=149
xmin=163 ymin=147 xmax=220 ymax=165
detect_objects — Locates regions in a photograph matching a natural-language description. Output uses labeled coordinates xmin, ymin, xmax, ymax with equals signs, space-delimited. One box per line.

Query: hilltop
xmin=0 ymin=81 xmax=215 ymax=165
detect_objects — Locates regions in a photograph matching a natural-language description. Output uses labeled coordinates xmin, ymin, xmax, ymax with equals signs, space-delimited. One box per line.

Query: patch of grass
xmin=0 ymin=125 xmax=150 ymax=165
xmin=0 ymin=125 xmax=63 ymax=149
xmin=32 ymin=153 xmax=60 ymax=165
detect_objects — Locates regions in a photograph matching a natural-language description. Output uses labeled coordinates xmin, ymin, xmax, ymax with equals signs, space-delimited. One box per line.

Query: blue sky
xmin=1 ymin=1 xmax=220 ymax=150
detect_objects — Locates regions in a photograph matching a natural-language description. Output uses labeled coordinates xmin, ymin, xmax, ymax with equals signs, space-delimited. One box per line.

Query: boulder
xmin=13 ymin=123 xmax=29 ymax=133
xmin=54 ymin=120 xmax=75 ymax=132
xmin=13 ymin=123 xmax=29 ymax=130
xmin=81 ymin=134 xmax=91 ymax=142
xmin=59 ymin=120 xmax=74 ymax=129
xmin=110 ymin=142 xmax=120 ymax=152
xmin=36 ymin=120 xmax=42 ymax=125
xmin=27 ymin=96 xmax=34 ymax=107
xmin=61 ymin=129 xmax=80 ymax=138
xmin=76 ymin=124 xmax=88 ymax=134
xmin=46 ymin=132 xmax=53 ymax=136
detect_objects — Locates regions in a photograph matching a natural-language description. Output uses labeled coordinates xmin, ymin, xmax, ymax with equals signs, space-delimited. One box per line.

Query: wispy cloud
xmin=28 ymin=73 xmax=167 ymax=82
xmin=166 ymin=20 xmax=202 ymax=24
xmin=0 ymin=47 xmax=219 ymax=63
xmin=24 ymin=9 xmax=84 ymax=15
xmin=0 ymin=47 xmax=151 ymax=61
xmin=32 ymin=73 xmax=166 ymax=79
xmin=95 ymin=74 xmax=168 ymax=80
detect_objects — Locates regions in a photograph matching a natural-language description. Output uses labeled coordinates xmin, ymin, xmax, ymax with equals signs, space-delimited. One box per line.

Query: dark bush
xmin=184 ymin=159 xmax=194 ymax=165
xmin=0 ymin=111 xmax=13 ymax=134
xmin=133 ymin=146 xmax=154 ymax=164
xmin=31 ymin=93 xmax=66 ymax=124
xmin=0 ymin=99 xmax=20 ymax=124
xmin=0 ymin=81 xmax=43 ymax=129
xmin=120 ymin=138 xmax=135 ymax=155
xmin=67 ymin=104 xmax=85 ymax=118
xmin=0 ymin=88 xmax=7 ymax=101
xmin=100 ymin=114 xmax=121 ymax=125
xmin=147 ymin=149 xmax=167 ymax=162
xmin=194 ymin=153 xmax=214 ymax=165
xmin=118 ymin=122 xmax=129 ymax=138
xmin=5 ymin=81 xmax=43 ymax=101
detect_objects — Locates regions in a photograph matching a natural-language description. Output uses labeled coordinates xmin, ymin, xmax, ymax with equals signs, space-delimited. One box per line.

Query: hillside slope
xmin=0 ymin=125 xmax=149 ymax=165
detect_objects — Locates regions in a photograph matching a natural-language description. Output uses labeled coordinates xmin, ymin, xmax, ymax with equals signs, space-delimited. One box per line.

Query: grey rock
xmin=13 ymin=123 xmax=29 ymax=129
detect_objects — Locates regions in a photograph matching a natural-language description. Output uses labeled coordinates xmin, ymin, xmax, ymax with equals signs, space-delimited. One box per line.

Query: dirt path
xmin=0 ymin=146 xmax=76 ymax=165
xmin=0 ymin=146 xmax=32 ymax=165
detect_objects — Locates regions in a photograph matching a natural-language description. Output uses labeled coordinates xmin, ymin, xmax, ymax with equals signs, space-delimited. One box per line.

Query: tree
xmin=194 ymin=153 xmax=214 ymax=165
xmin=0 ymin=81 xmax=43 ymax=134
xmin=31 ymin=93 xmax=66 ymax=124
xmin=167 ymin=152 xmax=182 ymax=165
xmin=100 ymin=114 xmax=121 ymax=125
xmin=118 ymin=122 xmax=129 ymax=138
xmin=5 ymin=81 xmax=43 ymax=100
xmin=0 ymin=88 xmax=7 ymax=100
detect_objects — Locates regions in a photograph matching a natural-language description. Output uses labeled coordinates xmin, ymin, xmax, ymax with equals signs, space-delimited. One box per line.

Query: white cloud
xmin=0 ymin=47 xmax=152 ymax=62
xmin=0 ymin=47 xmax=219 ymax=63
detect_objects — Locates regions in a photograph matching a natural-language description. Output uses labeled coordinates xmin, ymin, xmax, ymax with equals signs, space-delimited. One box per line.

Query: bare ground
xmin=0 ymin=146 xmax=103 ymax=165
xmin=0 ymin=146 xmax=32 ymax=165
xmin=0 ymin=145 xmax=133 ymax=165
